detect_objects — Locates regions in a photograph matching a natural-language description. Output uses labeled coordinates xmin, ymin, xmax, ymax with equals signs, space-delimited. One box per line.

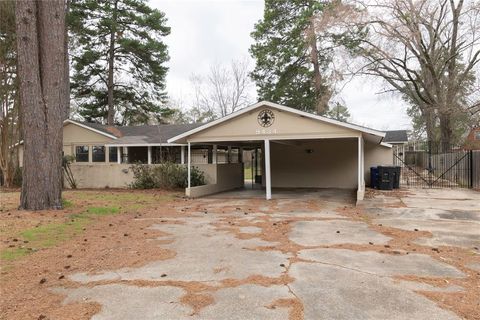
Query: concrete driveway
xmin=55 ymin=188 xmax=480 ymax=320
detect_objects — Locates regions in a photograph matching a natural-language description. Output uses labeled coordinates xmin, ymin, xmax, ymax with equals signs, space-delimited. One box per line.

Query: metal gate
xmin=393 ymin=141 xmax=479 ymax=189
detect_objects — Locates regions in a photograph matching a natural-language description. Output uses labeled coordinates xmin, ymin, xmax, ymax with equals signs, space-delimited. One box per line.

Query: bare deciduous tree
xmin=15 ymin=0 xmax=67 ymax=210
xmin=357 ymin=0 xmax=480 ymax=145
xmin=190 ymin=58 xmax=253 ymax=118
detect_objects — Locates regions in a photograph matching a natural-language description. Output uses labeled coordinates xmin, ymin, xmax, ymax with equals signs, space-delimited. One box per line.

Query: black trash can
xmin=370 ymin=167 xmax=379 ymax=189
xmin=392 ymin=166 xmax=401 ymax=189
xmin=378 ymin=166 xmax=394 ymax=190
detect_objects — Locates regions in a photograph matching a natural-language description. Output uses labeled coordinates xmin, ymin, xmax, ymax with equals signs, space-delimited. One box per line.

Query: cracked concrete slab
xmin=290 ymin=220 xmax=391 ymax=246
xmin=374 ymin=218 xmax=480 ymax=248
xmin=53 ymin=284 xmax=191 ymax=320
xmin=70 ymin=221 xmax=290 ymax=284
xmin=364 ymin=207 xmax=480 ymax=221
xmin=466 ymin=262 xmax=480 ymax=272
xmin=238 ymin=226 xmax=262 ymax=234
xmin=298 ymin=248 xmax=464 ymax=278
xmin=271 ymin=211 xmax=348 ymax=220
xmin=394 ymin=280 xmax=464 ymax=293
xmin=401 ymin=198 xmax=480 ymax=211
xmin=290 ymin=262 xmax=460 ymax=320
xmin=53 ymin=188 xmax=477 ymax=319
xmin=199 ymin=285 xmax=292 ymax=320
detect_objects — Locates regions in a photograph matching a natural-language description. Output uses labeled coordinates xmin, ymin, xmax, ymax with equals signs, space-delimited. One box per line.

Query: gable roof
xmin=66 ymin=119 xmax=203 ymax=145
xmin=64 ymin=120 xmax=119 ymax=139
xmin=168 ymin=101 xmax=386 ymax=143
xmin=106 ymin=123 xmax=204 ymax=145
xmin=384 ymin=130 xmax=408 ymax=143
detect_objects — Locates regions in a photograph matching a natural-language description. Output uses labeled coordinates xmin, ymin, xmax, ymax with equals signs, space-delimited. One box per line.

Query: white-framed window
xmin=109 ymin=147 xmax=118 ymax=163
xmin=75 ymin=145 xmax=89 ymax=162
xmin=475 ymin=131 xmax=480 ymax=141
xmin=92 ymin=146 xmax=106 ymax=162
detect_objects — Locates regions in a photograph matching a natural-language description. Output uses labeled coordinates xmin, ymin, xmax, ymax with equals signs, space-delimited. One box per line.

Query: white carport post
xmin=117 ymin=147 xmax=121 ymax=164
xmin=357 ymin=136 xmax=365 ymax=201
xmin=264 ymin=139 xmax=272 ymax=200
xmin=180 ymin=146 xmax=185 ymax=164
xmin=187 ymin=142 xmax=191 ymax=188
xmin=212 ymin=145 xmax=217 ymax=164
xmin=147 ymin=146 xmax=152 ymax=164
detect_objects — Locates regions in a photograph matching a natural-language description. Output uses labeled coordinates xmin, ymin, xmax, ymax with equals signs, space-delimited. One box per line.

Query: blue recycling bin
xmin=370 ymin=167 xmax=379 ymax=188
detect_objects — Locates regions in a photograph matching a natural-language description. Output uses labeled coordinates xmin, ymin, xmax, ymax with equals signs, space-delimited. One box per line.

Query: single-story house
xmin=17 ymin=101 xmax=394 ymax=201
xmin=464 ymin=126 xmax=480 ymax=150
xmin=384 ymin=130 xmax=408 ymax=145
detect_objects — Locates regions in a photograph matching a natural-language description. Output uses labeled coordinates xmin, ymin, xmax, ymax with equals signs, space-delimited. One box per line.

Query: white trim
xmin=264 ymin=139 xmax=271 ymax=200
xmin=186 ymin=133 xmax=361 ymax=143
xmin=187 ymin=142 xmax=191 ymax=189
xmin=357 ymin=136 xmax=365 ymax=201
xmin=167 ymin=101 xmax=386 ymax=143
xmin=105 ymin=143 xmax=186 ymax=147
xmin=212 ymin=145 xmax=217 ymax=164
xmin=64 ymin=119 xmax=118 ymax=140
xmin=380 ymin=142 xmax=393 ymax=148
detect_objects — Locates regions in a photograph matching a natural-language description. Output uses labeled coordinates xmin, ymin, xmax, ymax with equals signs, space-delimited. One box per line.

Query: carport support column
xmin=147 ymin=146 xmax=152 ymax=165
xmin=117 ymin=147 xmax=121 ymax=164
xmin=187 ymin=142 xmax=191 ymax=188
xmin=357 ymin=136 xmax=365 ymax=201
xmin=264 ymin=139 xmax=272 ymax=200
xmin=212 ymin=145 xmax=217 ymax=164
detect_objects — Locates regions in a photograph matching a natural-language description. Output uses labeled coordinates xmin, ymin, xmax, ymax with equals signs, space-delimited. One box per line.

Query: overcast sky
xmin=150 ymin=0 xmax=412 ymax=131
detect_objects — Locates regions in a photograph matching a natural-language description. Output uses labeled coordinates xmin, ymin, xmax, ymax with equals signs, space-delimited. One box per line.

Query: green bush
xmin=129 ymin=162 xmax=206 ymax=189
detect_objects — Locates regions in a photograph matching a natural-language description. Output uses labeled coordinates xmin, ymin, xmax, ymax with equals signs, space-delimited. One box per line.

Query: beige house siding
xmin=187 ymin=163 xmax=243 ymax=197
xmin=67 ymin=164 xmax=134 ymax=188
xmin=270 ymin=138 xmax=359 ymax=189
xmin=18 ymin=122 xmax=116 ymax=167
xmin=63 ymin=123 xmax=115 ymax=163
xmin=187 ymin=107 xmax=360 ymax=143
xmin=364 ymin=141 xmax=394 ymax=185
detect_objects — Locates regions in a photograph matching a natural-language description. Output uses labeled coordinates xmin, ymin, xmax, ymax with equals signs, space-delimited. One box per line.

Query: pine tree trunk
xmin=106 ymin=0 xmax=118 ymax=125
xmin=307 ymin=19 xmax=329 ymax=115
xmin=16 ymin=0 xmax=66 ymax=210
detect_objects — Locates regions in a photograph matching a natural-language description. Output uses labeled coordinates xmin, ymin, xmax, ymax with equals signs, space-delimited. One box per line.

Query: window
xmin=475 ymin=132 xmax=480 ymax=141
xmin=109 ymin=147 xmax=118 ymax=163
xmin=75 ymin=146 xmax=89 ymax=162
xmin=92 ymin=146 xmax=105 ymax=162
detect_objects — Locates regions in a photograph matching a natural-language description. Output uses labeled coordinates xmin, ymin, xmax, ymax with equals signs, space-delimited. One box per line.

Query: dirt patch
xmin=0 ymin=189 xmax=183 ymax=320
xmin=180 ymin=292 xmax=215 ymax=315
xmin=268 ymin=298 xmax=304 ymax=320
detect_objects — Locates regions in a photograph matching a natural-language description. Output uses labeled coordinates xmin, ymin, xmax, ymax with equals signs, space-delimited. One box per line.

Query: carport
xmin=168 ymin=101 xmax=393 ymax=201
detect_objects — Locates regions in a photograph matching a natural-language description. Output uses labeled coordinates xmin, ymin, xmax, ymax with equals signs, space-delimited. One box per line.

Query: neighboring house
xmin=17 ymin=101 xmax=394 ymax=201
xmin=383 ymin=130 xmax=408 ymax=145
xmin=464 ymin=127 xmax=480 ymax=150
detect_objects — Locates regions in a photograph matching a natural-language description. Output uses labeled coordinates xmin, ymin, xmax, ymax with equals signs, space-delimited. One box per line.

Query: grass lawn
xmin=0 ymin=189 xmax=175 ymax=264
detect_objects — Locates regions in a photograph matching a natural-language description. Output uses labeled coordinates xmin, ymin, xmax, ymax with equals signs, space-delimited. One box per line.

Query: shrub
xmin=129 ymin=162 xmax=206 ymax=189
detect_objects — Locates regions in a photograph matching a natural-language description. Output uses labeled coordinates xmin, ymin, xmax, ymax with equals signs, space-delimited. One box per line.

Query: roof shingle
xmin=384 ymin=130 xmax=408 ymax=143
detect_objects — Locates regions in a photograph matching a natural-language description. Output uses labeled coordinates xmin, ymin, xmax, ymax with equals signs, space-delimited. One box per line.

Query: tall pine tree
xmin=250 ymin=0 xmax=362 ymax=114
xmin=69 ymin=0 xmax=171 ymax=125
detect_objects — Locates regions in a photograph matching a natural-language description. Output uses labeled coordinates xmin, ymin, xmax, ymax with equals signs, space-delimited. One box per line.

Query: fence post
xmin=427 ymin=140 xmax=433 ymax=187
xmin=470 ymin=150 xmax=474 ymax=189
